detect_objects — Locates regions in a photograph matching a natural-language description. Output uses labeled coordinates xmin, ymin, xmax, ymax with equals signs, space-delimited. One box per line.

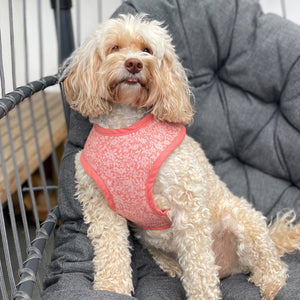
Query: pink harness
xmin=80 ymin=114 xmax=186 ymax=230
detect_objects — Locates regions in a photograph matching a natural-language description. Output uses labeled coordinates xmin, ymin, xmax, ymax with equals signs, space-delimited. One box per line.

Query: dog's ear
xmin=63 ymin=39 xmax=111 ymax=117
xmin=147 ymin=45 xmax=194 ymax=125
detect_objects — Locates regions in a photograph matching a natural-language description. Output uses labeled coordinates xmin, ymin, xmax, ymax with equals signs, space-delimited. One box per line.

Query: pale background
xmin=0 ymin=0 xmax=299 ymax=94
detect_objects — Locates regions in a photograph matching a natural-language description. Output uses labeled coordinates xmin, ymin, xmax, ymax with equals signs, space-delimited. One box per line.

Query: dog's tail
xmin=269 ymin=210 xmax=300 ymax=256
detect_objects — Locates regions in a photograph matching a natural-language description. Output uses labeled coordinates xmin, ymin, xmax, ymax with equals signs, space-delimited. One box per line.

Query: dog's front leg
xmin=170 ymin=206 xmax=221 ymax=300
xmin=75 ymin=152 xmax=134 ymax=295
xmin=88 ymin=204 xmax=133 ymax=295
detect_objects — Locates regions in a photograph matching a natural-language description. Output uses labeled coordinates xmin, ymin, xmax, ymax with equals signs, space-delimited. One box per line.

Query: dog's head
xmin=63 ymin=14 xmax=193 ymax=124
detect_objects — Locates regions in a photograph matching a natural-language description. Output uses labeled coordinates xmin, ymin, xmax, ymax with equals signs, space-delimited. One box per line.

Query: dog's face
xmin=63 ymin=14 xmax=193 ymax=124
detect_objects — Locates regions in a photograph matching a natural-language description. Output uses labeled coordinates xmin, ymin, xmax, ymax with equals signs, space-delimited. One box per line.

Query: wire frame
xmin=0 ymin=75 xmax=64 ymax=299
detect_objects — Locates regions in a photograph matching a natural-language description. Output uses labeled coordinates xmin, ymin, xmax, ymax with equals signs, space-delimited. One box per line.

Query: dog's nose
xmin=125 ymin=58 xmax=143 ymax=74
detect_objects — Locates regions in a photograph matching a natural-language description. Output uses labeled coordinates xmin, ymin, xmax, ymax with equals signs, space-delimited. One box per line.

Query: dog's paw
xmin=249 ymin=260 xmax=288 ymax=300
xmin=93 ymin=280 xmax=134 ymax=296
xmin=93 ymin=272 xmax=134 ymax=296
xmin=156 ymin=259 xmax=182 ymax=278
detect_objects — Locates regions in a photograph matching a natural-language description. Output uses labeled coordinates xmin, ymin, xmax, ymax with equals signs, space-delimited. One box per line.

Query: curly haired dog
xmin=62 ymin=15 xmax=300 ymax=300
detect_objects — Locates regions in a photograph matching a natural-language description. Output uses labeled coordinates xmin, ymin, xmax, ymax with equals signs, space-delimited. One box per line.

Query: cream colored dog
xmin=62 ymin=15 xmax=300 ymax=300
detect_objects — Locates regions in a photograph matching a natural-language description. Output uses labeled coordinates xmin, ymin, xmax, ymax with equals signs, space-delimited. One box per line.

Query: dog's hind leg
xmin=210 ymin=191 xmax=288 ymax=300
xmin=192 ymin=142 xmax=288 ymax=300
xmin=147 ymin=246 xmax=182 ymax=278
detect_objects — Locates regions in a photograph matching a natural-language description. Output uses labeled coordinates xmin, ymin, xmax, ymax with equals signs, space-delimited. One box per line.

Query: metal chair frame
xmin=0 ymin=74 xmax=63 ymax=300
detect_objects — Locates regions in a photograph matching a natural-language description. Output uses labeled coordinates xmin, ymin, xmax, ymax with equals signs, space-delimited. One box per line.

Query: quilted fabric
xmin=124 ymin=0 xmax=300 ymax=221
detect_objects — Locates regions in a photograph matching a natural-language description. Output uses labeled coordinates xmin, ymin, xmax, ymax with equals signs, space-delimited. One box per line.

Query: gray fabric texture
xmin=43 ymin=0 xmax=300 ymax=299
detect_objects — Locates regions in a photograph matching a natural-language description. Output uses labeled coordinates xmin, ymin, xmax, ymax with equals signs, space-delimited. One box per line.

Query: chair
xmin=1 ymin=0 xmax=299 ymax=299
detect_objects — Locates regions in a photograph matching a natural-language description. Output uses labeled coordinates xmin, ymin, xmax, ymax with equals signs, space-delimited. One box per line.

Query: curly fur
xmin=63 ymin=15 xmax=300 ymax=300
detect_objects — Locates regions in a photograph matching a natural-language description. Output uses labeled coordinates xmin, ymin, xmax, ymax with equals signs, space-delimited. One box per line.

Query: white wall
xmin=260 ymin=0 xmax=300 ymax=22
xmin=72 ymin=0 xmax=123 ymax=47
xmin=0 ymin=0 xmax=299 ymax=94
xmin=0 ymin=0 xmax=122 ymax=95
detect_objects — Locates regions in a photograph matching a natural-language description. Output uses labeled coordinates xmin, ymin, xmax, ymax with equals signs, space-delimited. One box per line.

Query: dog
xmin=62 ymin=14 xmax=300 ymax=300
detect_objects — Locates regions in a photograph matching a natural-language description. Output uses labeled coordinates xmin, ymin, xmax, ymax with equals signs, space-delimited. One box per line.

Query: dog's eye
xmin=111 ymin=45 xmax=119 ymax=51
xmin=143 ymin=48 xmax=152 ymax=54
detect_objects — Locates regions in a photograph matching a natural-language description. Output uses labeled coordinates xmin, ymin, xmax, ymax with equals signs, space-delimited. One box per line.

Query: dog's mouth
xmin=119 ymin=76 xmax=147 ymax=87
xmin=109 ymin=74 xmax=150 ymax=106
xmin=124 ymin=77 xmax=139 ymax=84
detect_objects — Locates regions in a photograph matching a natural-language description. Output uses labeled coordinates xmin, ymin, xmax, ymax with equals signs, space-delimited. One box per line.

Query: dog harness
xmin=80 ymin=114 xmax=186 ymax=230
